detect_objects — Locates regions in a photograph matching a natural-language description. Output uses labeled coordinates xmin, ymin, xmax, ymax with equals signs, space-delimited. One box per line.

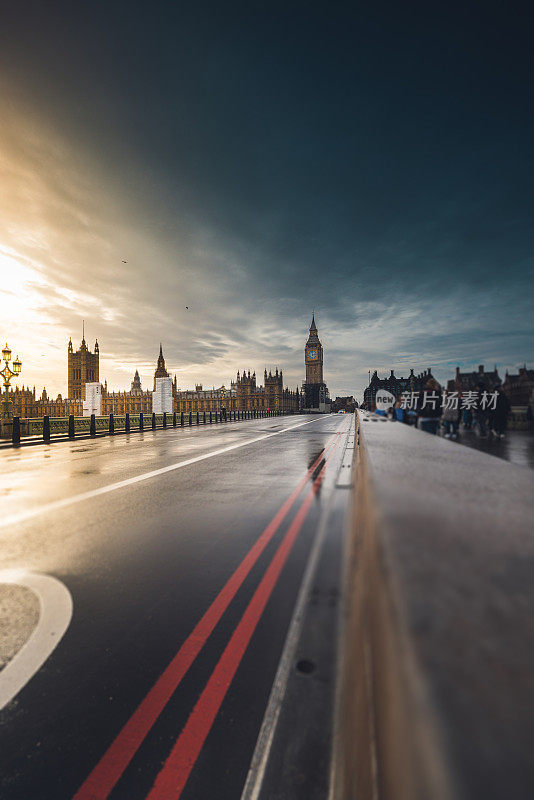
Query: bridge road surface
xmin=0 ymin=413 xmax=353 ymax=800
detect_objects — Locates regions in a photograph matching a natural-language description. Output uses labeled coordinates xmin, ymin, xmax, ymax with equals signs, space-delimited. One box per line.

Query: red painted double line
xmin=146 ymin=438 xmax=340 ymax=799
xmin=74 ymin=432 xmax=340 ymax=800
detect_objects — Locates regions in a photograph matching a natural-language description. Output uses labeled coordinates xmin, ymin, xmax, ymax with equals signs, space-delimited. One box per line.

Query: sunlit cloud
xmin=0 ymin=102 xmax=318 ymax=396
xmin=1 ymin=80 xmax=532 ymax=402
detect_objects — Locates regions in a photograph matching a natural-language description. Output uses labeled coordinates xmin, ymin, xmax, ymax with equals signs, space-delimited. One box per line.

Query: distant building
xmin=130 ymin=370 xmax=143 ymax=395
xmin=503 ymin=365 xmax=534 ymax=406
xmin=302 ymin=313 xmax=330 ymax=412
xmin=7 ymin=335 xmax=301 ymax=419
xmin=236 ymin=370 xmax=259 ymax=411
xmin=234 ymin=368 xmax=300 ymax=413
xmin=7 ymin=385 xmax=82 ymax=418
xmin=447 ymin=364 xmax=501 ymax=394
xmin=177 ymin=383 xmax=236 ymax=415
xmin=331 ymin=396 xmax=357 ymax=413
xmin=363 ymin=368 xmax=436 ymax=411
xmin=68 ymin=329 xmax=99 ymax=400
xmin=101 ymin=378 xmax=152 ymax=415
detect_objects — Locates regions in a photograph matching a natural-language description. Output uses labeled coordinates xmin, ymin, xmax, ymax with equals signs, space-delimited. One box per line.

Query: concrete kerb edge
xmin=331 ymin=411 xmax=458 ymax=800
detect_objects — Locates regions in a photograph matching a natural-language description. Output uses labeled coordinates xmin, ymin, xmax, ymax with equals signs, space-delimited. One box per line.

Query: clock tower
xmin=303 ymin=313 xmax=330 ymax=412
xmin=305 ymin=312 xmax=323 ymax=384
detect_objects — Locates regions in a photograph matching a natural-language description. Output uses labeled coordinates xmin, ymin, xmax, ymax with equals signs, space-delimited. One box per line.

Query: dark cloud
xmin=1 ymin=1 xmax=533 ymax=398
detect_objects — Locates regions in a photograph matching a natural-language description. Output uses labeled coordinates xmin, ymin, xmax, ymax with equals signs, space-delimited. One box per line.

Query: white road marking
xmin=0 ymin=571 xmax=73 ymax=711
xmin=240 ymin=415 xmax=354 ymax=800
xmin=0 ymin=417 xmax=323 ymax=530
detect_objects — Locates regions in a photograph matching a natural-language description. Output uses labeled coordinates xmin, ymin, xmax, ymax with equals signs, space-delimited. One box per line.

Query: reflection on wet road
xmin=0 ymin=413 xmax=352 ymax=800
xmin=451 ymin=428 xmax=534 ymax=470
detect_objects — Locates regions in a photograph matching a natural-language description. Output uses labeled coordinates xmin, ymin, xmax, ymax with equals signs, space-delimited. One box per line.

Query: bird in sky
xmin=185 ymin=306 xmax=189 ymax=310
xmin=122 ymin=260 xmax=127 ymax=263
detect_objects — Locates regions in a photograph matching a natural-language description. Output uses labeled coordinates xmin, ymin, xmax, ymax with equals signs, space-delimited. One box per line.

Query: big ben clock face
xmin=307 ymin=349 xmax=318 ymax=360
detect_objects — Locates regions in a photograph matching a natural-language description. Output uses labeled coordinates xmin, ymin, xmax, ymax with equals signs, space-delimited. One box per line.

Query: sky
xmin=1 ymin=0 xmax=533 ymax=401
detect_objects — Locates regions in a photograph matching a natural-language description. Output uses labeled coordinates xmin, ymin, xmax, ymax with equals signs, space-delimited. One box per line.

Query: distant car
xmin=337 ymin=410 xmax=345 ymax=414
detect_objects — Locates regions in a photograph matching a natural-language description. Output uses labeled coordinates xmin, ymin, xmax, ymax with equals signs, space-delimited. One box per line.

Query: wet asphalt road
xmin=452 ymin=427 xmax=534 ymax=470
xmin=0 ymin=413 xmax=352 ymax=800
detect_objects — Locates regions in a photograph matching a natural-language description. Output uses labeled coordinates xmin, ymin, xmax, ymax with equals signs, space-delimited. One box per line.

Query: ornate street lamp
xmin=1 ymin=344 xmax=22 ymax=419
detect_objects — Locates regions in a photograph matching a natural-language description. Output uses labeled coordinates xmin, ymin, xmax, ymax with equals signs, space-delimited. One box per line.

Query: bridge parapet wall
xmin=335 ymin=411 xmax=534 ymax=800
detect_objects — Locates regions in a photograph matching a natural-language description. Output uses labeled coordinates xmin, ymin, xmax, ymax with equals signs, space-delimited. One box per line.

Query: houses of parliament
xmin=6 ymin=316 xmax=329 ymax=418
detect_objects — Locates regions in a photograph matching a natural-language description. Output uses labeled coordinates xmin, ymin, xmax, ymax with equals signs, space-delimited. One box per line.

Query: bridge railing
xmin=3 ymin=408 xmax=296 ymax=446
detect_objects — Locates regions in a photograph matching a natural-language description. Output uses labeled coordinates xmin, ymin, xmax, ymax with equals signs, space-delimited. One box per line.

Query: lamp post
xmin=220 ymin=387 xmax=226 ymax=421
xmin=1 ymin=344 xmax=22 ymax=419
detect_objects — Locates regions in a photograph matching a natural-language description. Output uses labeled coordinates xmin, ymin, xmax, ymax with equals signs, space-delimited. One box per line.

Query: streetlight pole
xmin=1 ymin=344 xmax=22 ymax=419
xmin=220 ymin=387 xmax=226 ymax=421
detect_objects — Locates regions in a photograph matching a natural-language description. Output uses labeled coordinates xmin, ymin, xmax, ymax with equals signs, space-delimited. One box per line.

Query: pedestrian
xmin=490 ymin=384 xmax=510 ymax=439
xmin=462 ymin=404 xmax=473 ymax=430
xmin=442 ymin=401 xmax=460 ymax=440
xmin=394 ymin=398 xmax=407 ymax=423
xmin=474 ymin=382 xmax=489 ymax=438
xmin=386 ymin=405 xmax=396 ymax=421
xmin=417 ymin=377 xmax=442 ymax=434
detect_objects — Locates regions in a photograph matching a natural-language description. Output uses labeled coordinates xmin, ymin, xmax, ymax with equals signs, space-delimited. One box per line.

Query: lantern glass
xmin=13 ymin=356 xmax=22 ymax=374
xmin=2 ymin=344 xmax=11 ymax=362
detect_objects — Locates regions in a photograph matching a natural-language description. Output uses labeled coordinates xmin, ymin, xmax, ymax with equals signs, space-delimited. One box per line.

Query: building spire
xmin=82 ymin=319 xmax=85 ymax=343
xmin=310 ymin=310 xmax=317 ymax=331
xmin=154 ymin=343 xmax=169 ymax=382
